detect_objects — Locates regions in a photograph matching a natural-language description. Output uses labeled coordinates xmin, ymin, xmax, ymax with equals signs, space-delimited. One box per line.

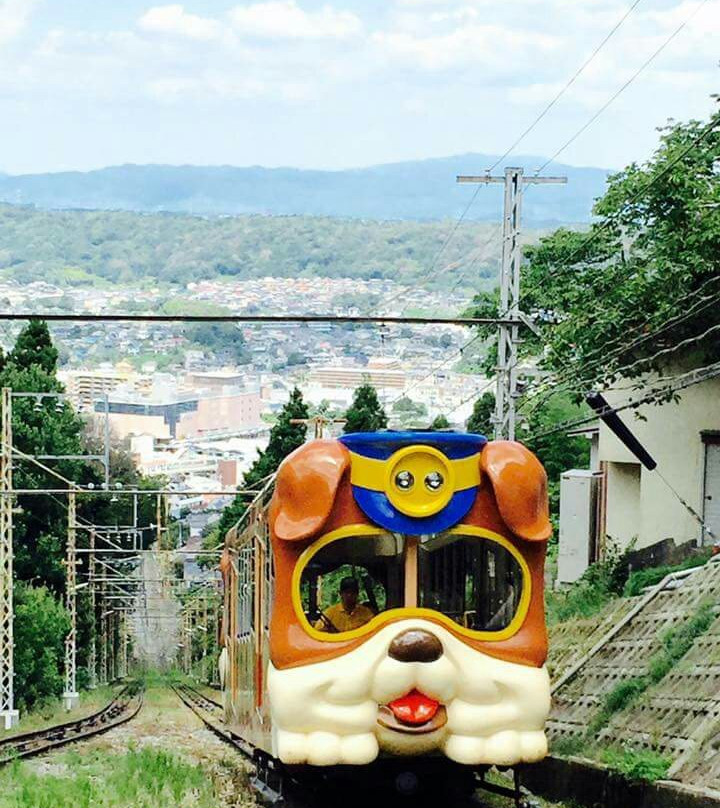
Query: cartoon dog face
xmin=266 ymin=433 xmax=551 ymax=766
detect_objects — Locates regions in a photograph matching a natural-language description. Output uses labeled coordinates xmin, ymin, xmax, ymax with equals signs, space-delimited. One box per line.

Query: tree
xmin=430 ymin=414 xmax=450 ymax=430
xmin=216 ymin=388 xmax=309 ymax=538
xmin=465 ymin=112 xmax=720 ymax=394
xmin=9 ymin=319 xmax=58 ymax=375
xmin=14 ymin=582 xmax=70 ymax=710
xmin=466 ymin=392 xmax=495 ymax=435
xmin=343 ymin=384 xmax=388 ymax=433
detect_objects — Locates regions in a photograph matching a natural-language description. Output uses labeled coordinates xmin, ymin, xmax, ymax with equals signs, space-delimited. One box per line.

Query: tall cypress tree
xmin=9 ymin=319 xmax=58 ymax=375
xmin=343 ymin=383 xmax=388 ymax=433
xmin=217 ymin=387 xmax=309 ymax=537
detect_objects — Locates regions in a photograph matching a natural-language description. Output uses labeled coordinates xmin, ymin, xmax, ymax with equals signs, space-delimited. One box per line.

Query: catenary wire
xmin=536 ymin=0 xmax=713 ymax=172
xmin=487 ymin=0 xmax=646 ymax=172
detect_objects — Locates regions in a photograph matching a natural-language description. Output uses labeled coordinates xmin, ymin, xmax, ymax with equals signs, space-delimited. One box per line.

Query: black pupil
xmin=425 ymin=472 xmax=443 ymax=490
xmin=396 ymin=471 xmax=414 ymax=489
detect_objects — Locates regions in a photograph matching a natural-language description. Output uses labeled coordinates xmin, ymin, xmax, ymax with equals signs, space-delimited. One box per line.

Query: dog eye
xmin=424 ymin=471 xmax=444 ymax=491
xmin=395 ymin=470 xmax=414 ymax=490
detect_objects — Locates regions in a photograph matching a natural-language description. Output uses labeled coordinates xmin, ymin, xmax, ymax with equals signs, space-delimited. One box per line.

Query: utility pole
xmin=457 ymin=168 xmax=566 ymax=439
xmin=88 ymin=529 xmax=97 ymax=689
xmin=290 ymin=415 xmax=347 ymax=439
xmin=118 ymin=614 xmax=127 ymax=679
xmin=0 ymin=388 xmax=18 ymax=729
xmin=99 ymin=597 xmax=108 ymax=687
xmin=63 ymin=491 xmax=79 ymax=710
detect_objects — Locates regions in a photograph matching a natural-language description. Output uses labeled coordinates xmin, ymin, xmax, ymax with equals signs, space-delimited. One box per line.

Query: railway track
xmin=172 ymin=683 xmax=297 ymax=806
xmin=0 ymin=682 xmax=144 ymax=765
xmin=172 ymin=683 xmax=538 ymax=807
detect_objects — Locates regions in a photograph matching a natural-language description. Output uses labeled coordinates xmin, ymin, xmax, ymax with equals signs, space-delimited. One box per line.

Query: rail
xmin=0 ymin=683 xmax=143 ymax=764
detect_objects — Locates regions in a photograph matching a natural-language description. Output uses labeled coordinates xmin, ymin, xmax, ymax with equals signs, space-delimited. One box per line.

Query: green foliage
xmin=217 ymin=388 xmax=309 ymax=538
xmin=590 ymin=678 xmax=648 ymax=735
xmin=13 ymin=582 xmax=69 ymax=711
xmin=546 ymin=544 xmax=630 ymax=625
xmin=391 ymin=396 xmax=427 ymax=427
xmin=9 ymin=319 xmax=58 ymax=375
xmin=466 ymin=392 xmax=494 ymax=435
xmin=430 ymin=414 xmax=450 ymax=429
xmin=0 ymin=204 xmax=503 ymax=293
xmin=467 ymin=390 xmax=590 ymax=519
xmin=465 ymin=113 xmax=720 ymax=395
xmin=623 ymin=551 xmax=711 ymax=596
xmin=0 ymin=746 xmax=221 ymax=807
xmin=343 ymin=384 xmax=388 ymax=433
xmin=600 ymin=746 xmax=671 ymax=782
xmin=551 ymin=734 xmax=586 ymax=758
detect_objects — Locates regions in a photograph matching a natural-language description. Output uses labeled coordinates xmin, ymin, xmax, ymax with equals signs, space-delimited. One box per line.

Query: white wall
xmin=598 ymin=370 xmax=720 ymax=550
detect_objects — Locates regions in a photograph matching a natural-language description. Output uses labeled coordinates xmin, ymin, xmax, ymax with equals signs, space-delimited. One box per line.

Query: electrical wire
xmin=526 ymin=358 xmax=720 ymax=442
xmin=536 ymin=0 xmax=713 ymax=172
xmin=487 ymin=0 xmax=646 ymax=173
xmin=517 ymin=274 xmax=720 ymax=416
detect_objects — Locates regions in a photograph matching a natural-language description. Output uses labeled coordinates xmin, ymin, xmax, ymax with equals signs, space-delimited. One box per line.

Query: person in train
xmin=314 ymin=576 xmax=375 ymax=633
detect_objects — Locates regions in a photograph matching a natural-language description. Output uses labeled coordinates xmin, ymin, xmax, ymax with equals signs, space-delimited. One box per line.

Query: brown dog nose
xmin=388 ymin=629 xmax=443 ymax=663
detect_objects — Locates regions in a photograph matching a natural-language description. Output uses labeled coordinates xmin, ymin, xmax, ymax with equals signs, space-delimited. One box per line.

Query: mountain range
xmin=0 ymin=155 xmax=611 ymax=224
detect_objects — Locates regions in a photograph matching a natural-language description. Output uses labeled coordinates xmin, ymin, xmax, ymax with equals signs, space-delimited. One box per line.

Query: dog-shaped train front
xmin=245 ymin=431 xmax=553 ymax=768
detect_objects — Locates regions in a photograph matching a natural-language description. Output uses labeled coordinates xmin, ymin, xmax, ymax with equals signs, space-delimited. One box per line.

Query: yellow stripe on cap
xmin=349 ymin=445 xmax=481 ymax=518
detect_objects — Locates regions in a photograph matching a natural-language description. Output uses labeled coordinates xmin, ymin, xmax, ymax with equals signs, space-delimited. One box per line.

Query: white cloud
xmin=138 ymin=5 xmax=222 ymax=41
xmin=229 ymin=0 xmax=362 ymax=40
xmin=372 ymin=24 xmax=558 ymax=72
xmin=0 ymin=0 xmax=36 ymax=46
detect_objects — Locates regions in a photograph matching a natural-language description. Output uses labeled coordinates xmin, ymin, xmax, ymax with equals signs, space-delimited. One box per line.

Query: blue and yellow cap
xmin=339 ymin=431 xmax=487 ymax=534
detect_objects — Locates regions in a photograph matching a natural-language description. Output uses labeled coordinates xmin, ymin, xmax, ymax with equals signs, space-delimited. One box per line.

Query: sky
xmin=0 ymin=0 xmax=717 ymax=174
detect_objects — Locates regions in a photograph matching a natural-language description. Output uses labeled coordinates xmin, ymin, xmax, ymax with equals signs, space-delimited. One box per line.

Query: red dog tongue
xmin=388 ymin=689 xmax=439 ymax=726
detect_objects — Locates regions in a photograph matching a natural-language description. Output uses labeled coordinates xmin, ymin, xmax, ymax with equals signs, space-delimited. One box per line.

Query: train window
xmin=418 ymin=533 xmax=525 ymax=632
xmin=299 ymin=533 xmax=405 ymax=634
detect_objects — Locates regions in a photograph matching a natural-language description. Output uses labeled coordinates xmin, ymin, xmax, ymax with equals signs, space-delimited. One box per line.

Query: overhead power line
xmin=526 ymin=359 xmax=720 ymax=443
xmin=518 ymin=273 xmax=720 ymax=416
xmin=487 ymin=0 xmax=646 ymax=172
xmin=0 ymin=313 xmax=510 ymax=327
xmin=536 ymin=0 xmax=713 ymax=172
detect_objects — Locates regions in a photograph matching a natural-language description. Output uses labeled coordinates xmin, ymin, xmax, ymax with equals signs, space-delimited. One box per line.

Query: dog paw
xmin=444 ymin=730 xmax=547 ymax=765
xmin=275 ymin=730 xmax=379 ymax=765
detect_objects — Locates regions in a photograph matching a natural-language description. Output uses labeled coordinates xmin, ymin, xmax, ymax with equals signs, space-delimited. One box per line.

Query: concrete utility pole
xmin=290 ymin=415 xmax=347 ymax=439
xmin=99 ymin=598 xmax=108 ymax=687
xmin=457 ymin=168 xmax=566 ymax=440
xmin=88 ymin=530 xmax=97 ymax=689
xmin=0 ymin=388 xmax=18 ymax=729
xmin=63 ymin=491 xmax=79 ymax=710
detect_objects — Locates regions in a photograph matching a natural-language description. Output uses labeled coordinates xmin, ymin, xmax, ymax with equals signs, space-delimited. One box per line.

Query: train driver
xmin=314 ymin=576 xmax=375 ymax=633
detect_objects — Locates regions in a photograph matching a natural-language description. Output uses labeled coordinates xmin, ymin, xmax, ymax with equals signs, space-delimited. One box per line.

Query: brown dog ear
xmin=270 ymin=439 xmax=350 ymax=541
xmin=481 ymin=440 xmax=551 ymax=541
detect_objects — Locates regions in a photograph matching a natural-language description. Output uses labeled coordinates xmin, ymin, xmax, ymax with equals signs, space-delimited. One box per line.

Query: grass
xmin=623 ymin=551 xmax=711 ymax=597
xmin=0 ymin=746 xmax=223 ymax=808
xmin=588 ymin=602 xmax=715 ymax=735
xmin=552 ymin=602 xmax=716 ymax=781
xmin=600 ymin=745 xmax=671 ymax=782
xmin=3 ymin=686 xmax=119 ymax=740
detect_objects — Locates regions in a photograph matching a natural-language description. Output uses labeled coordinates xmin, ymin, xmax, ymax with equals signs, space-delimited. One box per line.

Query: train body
xmin=219 ymin=431 xmax=551 ymax=777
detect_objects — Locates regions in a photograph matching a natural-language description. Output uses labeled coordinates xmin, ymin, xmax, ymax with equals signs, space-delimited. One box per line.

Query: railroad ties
xmin=0 ymin=683 xmax=143 ymax=764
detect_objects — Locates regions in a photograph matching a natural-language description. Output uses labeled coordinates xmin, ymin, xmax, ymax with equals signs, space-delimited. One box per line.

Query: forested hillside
xmin=0 ymin=203 xmax=521 ymax=290
xmin=0 ymin=155 xmax=608 ymax=224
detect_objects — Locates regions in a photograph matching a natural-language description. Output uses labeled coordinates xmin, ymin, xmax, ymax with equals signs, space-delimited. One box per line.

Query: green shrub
xmin=14 ymin=583 xmax=70 ymax=711
xmin=623 ymin=551 xmax=711 ymax=597
xmin=601 ymin=746 xmax=671 ymax=782
xmin=547 ymin=543 xmax=629 ymax=624
xmin=590 ymin=678 xmax=648 ymax=735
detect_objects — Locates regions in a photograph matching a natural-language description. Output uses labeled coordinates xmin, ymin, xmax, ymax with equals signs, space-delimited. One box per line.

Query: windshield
xmin=296 ymin=527 xmax=527 ymax=639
